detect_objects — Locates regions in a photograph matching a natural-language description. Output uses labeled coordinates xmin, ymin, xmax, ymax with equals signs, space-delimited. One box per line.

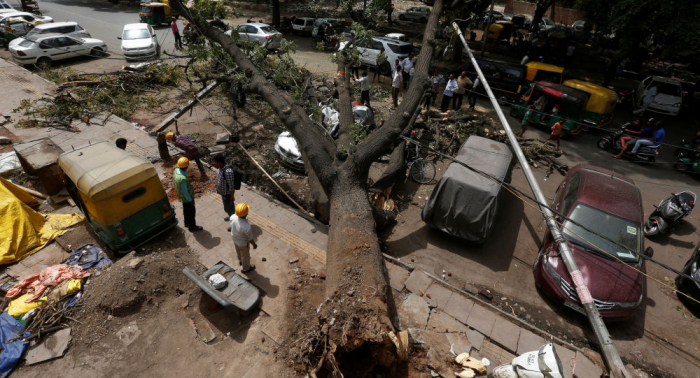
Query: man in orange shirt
xmin=545 ymin=121 xmax=563 ymax=150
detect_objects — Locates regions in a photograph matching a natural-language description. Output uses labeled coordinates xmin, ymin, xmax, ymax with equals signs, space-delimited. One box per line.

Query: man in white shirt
xmin=467 ymin=77 xmax=480 ymax=111
xmin=400 ymin=54 xmax=414 ymax=89
xmin=440 ymin=74 xmax=458 ymax=112
xmin=633 ymin=84 xmax=657 ymax=116
xmin=392 ymin=60 xmax=402 ymax=108
xmin=230 ymin=203 xmax=258 ymax=272
xmin=355 ymin=71 xmax=371 ymax=106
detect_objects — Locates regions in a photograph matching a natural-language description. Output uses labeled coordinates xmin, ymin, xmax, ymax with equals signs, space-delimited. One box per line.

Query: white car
xmin=229 ymin=23 xmax=282 ymax=50
xmin=25 ymin=21 xmax=91 ymax=39
xmin=119 ymin=23 xmax=159 ymax=61
xmin=384 ymin=33 xmax=409 ymax=42
xmin=397 ymin=6 xmax=430 ymax=23
xmin=0 ymin=11 xmax=52 ymax=24
xmin=291 ymin=17 xmax=314 ymax=35
xmin=338 ymin=36 xmax=412 ymax=74
xmin=635 ymin=76 xmax=683 ymax=116
xmin=9 ymin=33 xmax=107 ymax=66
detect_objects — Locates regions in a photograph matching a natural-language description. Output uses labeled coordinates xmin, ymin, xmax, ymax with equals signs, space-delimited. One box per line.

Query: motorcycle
xmin=644 ymin=191 xmax=696 ymax=237
xmin=597 ymin=127 xmax=660 ymax=162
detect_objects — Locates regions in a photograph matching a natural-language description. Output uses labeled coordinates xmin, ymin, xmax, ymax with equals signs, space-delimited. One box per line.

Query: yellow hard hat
xmin=166 ymin=132 xmax=174 ymax=141
xmin=177 ymin=157 xmax=190 ymax=168
xmin=235 ymin=203 xmax=249 ymax=217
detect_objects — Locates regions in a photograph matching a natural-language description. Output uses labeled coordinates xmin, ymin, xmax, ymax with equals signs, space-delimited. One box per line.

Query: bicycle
xmin=404 ymin=139 xmax=437 ymax=184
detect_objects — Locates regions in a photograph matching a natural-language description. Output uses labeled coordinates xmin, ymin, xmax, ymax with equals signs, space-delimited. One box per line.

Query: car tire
xmin=399 ymin=15 xmax=406 ymax=21
xmin=90 ymin=47 xmax=105 ymax=58
xmin=420 ymin=17 xmax=427 ymax=23
xmin=36 ymin=57 xmax=51 ymax=67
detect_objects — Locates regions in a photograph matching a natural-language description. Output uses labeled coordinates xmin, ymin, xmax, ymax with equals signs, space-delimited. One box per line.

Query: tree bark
xmin=271 ymin=0 xmax=280 ymax=27
xmin=531 ymin=0 xmax=555 ymax=35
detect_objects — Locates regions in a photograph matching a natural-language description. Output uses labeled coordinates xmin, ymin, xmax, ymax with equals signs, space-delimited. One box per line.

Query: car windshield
xmin=18 ymin=39 xmax=33 ymax=47
xmin=260 ymin=26 xmax=277 ymax=34
xmin=655 ymin=82 xmax=682 ymax=97
xmin=543 ymin=18 xmax=554 ymax=25
xmin=387 ymin=43 xmax=412 ymax=54
xmin=563 ymin=202 xmax=641 ymax=263
xmin=123 ymin=29 xmax=150 ymax=40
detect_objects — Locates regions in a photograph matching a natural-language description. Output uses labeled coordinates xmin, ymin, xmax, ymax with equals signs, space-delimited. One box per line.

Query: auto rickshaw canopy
xmin=525 ymin=62 xmax=565 ymax=83
xmin=58 ymin=143 xmax=158 ymax=202
xmin=563 ymin=79 xmax=618 ymax=114
xmin=530 ymin=81 xmax=589 ymax=117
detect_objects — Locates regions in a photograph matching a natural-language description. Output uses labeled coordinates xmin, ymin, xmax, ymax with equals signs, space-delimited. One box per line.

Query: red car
xmin=533 ymin=164 xmax=653 ymax=321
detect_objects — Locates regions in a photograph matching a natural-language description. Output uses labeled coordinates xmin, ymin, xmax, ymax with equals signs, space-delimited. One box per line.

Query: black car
xmin=451 ymin=58 xmax=527 ymax=105
xmin=677 ymin=243 xmax=700 ymax=313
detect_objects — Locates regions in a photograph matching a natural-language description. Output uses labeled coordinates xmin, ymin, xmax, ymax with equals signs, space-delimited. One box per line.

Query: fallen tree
xmin=171 ymin=0 xmax=445 ymax=374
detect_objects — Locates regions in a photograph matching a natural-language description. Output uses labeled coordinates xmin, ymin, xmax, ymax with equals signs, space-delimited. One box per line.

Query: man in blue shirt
xmin=614 ymin=121 xmax=665 ymax=158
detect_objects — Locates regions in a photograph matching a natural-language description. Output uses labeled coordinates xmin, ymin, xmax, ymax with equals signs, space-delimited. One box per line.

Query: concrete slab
xmin=426 ymin=310 xmax=468 ymax=334
xmin=574 ymin=351 xmax=603 ymax=378
xmin=422 ymin=330 xmax=452 ymax=358
xmin=480 ymin=339 xmax=517 ymax=370
xmin=261 ymin=316 xmax=285 ymax=346
xmin=466 ymin=304 xmax=496 ymax=337
xmin=398 ymin=293 xmax=431 ymax=329
xmin=554 ymin=344 xmax=576 ymax=378
xmin=116 ymin=322 xmax=142 ymax=346
xmin=445 ymin=332 xmax=471 ymax=356
xmin=489 ymin=317 xmax=521 ymax=354
xmin=443 ymin=293 xmax=474 ymax=325
xmin=404 ymin=269 xmax=433 ymax=296
xmin=466 ymin=328 xmax=485 ymax=351
xmin=25 ymin=328 xmax=71 ymax=365
xmin=424 ymin=283 xmax=453 ymax=309
xmin=516 ymin=329 xmax=545 ymax=355
xmin=385 ymin=261 xmax=410 ymax=292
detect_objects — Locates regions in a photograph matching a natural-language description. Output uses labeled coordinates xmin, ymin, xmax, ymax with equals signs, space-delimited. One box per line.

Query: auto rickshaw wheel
xmin=674 ymin=162 xmax=690 ymax=172
xmin=497 ymin=95 xmax=510 ymax=107
xmin=509 ymin=106 xmax=519 ymax=117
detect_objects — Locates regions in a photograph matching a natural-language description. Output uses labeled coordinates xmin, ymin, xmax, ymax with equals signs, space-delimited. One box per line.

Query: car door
xmin=57 ymin=36 xmax=85 ymax=59
xmin=39 ymin=37 xmax=65 ymax=59
xmin=235 ymin=25 xmax=250 ymax=43
xmin=361 ymin=40 xmax=381 ymax=65
xmin=148 ymin=25 xmax=158 ymax=48
xmin=636 ymin=77 xmax=652 ymax=105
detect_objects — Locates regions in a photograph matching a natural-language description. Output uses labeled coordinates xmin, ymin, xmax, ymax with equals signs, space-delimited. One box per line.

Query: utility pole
xmin=453 ymin=22 xmax=631 ymax=378
xmin=480 ymin=0 xmax=495 ymax=57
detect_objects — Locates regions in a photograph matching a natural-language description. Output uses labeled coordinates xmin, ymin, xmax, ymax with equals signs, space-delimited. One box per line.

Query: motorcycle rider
xmin=614 ymin=120 xmax=665 ymax=158
xmin=618 ymin=118 xmax=645 ymax=148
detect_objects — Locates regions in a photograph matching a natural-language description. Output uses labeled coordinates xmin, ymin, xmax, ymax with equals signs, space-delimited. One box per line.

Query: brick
xmin=466 ymin=304 xmax=496 ymax=337
xmin=398 ymin=293 xmax=431 ymax=329
xmin=424 ymin=283 xmax=453 ymax=309
xmin=466 ymin=328 xmax=485 ymax=351
xmin=574 ymin=351 xmax=603 ymax=378
xmin=554 ymin=344 xmax=576 ymax=378
xmin=404 ymin=270 xmax=433 ymax=296
xmin=489 ymin=317 xmax=521 ymax=354
xmin=385 ymin=261 xmax=411 ymax=292
xmin=443 ymin=294 xmax=474 ymax=325
xmin=516 ymin=329 xmax=545 ymax=355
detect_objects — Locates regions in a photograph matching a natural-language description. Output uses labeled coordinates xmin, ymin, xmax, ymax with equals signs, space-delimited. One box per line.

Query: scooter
xmin=616 ymin=89 xmax=635 ymax=109
xmin=597 ymin=127 xmax=660 ymax=162
xmin=644 ymin=191 xmax=696 ymax=237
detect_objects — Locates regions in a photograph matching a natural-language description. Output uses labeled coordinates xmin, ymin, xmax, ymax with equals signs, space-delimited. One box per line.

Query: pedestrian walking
xmin=516 ymin=106 xmax=535 ymax=138
xmin=440 ymin=74 xmax=458 ymax=112
xmin=400 ymin=54 xmax=413 ymax=89
xmin=545 ymin=120 xmax=563 ymax=151
xmin=467 ymin=77 xmax=479 ymax=111
xmin=565 ymin=44 xmax=575 ymax=67
xmin=373 ymin=48 xmax=386 ymax=83
xmin=391 ymin=60 xmax=402 ymax=108
xmin=115 ymin=138 xmax=127 ymax=150
xmin=230 ymin=203 xmax=258 ymax=273
xmin=454 ymin=71 xmax=472 ymax=110
xmin=633 ymin=84 xmax=657 ymax=116
xmin=171 ymin=16 xmax=183 ymax=50
xmin=356 ymin=71 xmax=370 ymax=106
xmin=213 ymin=154 xmax=241 ymax=225
xmin=174 ymin=157 xmax=203 ymax=232
xmin=167 ymin=122 xmax=207 ymax=177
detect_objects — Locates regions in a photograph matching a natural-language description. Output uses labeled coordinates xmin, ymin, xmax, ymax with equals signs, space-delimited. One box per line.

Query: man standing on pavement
xmin=171 ymin=16 xmax=183 ymax=50
xmin=400 ymin=54 xmax=414 ymax=89
xmin=633 ymin=83 xmax=657 ymax=116
xmin=230 ymin=203 xmax=257 ymax=273
xmin=167 ymin=125 xmax=207 ymax=178
xmin=440 ymin=74 xmax=458 ymax=112
xmin=213 ymin=154 xmax=239 ymax=224
xmin=467 ymin=77 xmax=480 ymax=111
xmin=174 ymin=157 xmax=203 ymax=232
xmin=454 ymin=71 xmax=472 ymax=110
xmin=391 ymin=60 xmax=402 ymax=108
xmin=356 ymin=71 xmax=371 ymax=106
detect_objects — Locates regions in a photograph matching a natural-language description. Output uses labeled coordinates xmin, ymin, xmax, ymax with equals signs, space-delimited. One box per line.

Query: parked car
xmin=291 ymin=17 xmax=314 ymax=35
xmin=485 ymin=10 xmax=512 ymax=22
xmin=533 ymin=164 xmax=650 ymax=321
xmin=231 ymin=22 xmax=282 ymax=50
xmin=572 ymin=20 xmax=585 ymax=33
xmin=451 ymin=58 xmax=527 ymax=105
xmin=397 ymin=6 xmax=430 ymax=23
xmin=0 ymin=0 xmax=15 ymax=10
xmin=0 ymin=11 xmax=52 ymax=24
xmin=10 ymin=33 xmax=107 ymax=65
xmin=676 ymin=242 xmax=700 ymax=313
xmin=384 ymin=33 xmax=409 ymax=42
xmin=25 ymin=21 xmax=91 ymax=39
xmin=540 ymin=18 xmax=555 ymax=31
xmin=511 ymin=14 xmax=532 ymax=29
xmin=337 ymin=36 xmax=412 ymax=75
xmin=119 ymin=23 xmax=158 ymax=61
xmin=635 ymin=76 xmax=683 ymax=116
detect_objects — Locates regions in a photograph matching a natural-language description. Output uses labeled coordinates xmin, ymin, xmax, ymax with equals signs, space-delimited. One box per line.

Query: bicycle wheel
xmin=410 ymin=159 xmax=436 ymax=184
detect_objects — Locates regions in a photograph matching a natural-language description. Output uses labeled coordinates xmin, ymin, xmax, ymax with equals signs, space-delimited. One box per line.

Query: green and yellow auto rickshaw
xmin=510 ymin=81 xmax=590 ymax=136
xmin=58 ymin=142 xmax=177 ymax=253
xmin=563 ymin=79 xmax=618 ymax=129
xmin=0 ymin=17 xmax=42 ymax=47
xmin=486 ymin=21 xmax=513 ymax=45
xmin=140 ymin=1 xmax=178 ymax=26
xmin=525 ymin=62 xmax=565 ymax=86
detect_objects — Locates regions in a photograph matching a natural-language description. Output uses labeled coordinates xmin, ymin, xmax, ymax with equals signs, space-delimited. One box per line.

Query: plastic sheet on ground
xmin=63 ymin=243 xmax=113 ymax=270
xmin=0 ymin=152 xmax=21 ymax=176
xmin=6 ymin=264 xmax=90 ymax=303
xmin=0 ymin=177 xmax=85 ymax=265
xmin=7 ymin=294 xmax=46 ymax=317
xmin=0 ymin=312 xmax=28 ymax=378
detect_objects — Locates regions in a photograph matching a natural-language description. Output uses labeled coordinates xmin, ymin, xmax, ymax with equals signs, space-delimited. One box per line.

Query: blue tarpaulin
xmin=63 ymin=243 xmax=112 ymax=270
xmin=0 ymin=312 xmax=27 ymax=378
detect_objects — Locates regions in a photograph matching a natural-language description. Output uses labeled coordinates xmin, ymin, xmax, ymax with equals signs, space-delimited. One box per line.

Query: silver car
xmin=397 ymin=6 xmax=430 ymax=23
xmin=233 ymin=22 xmax=282 ymax=49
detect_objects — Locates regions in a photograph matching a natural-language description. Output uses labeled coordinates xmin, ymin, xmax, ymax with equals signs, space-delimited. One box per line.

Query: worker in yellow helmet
xmin=174 ymin=157 xmax=203 ymax=232
xmin=230 ymin=203 xmax=257 ymax=272
xmin=166 ymin=120 xmax=207 ymax=178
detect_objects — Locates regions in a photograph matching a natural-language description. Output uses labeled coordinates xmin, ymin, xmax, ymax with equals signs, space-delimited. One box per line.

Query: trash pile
xmin=453 ymin=352 xmax=488 ymax=377
xmin=0 ymin=244 xmax=112 ymax=373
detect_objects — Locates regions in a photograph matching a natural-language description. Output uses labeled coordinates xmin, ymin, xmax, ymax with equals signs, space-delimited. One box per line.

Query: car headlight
xmin=543 ymin=256 xmax=562 ymax=285
xmin=673 ymin=103 xmax=682 ymax=107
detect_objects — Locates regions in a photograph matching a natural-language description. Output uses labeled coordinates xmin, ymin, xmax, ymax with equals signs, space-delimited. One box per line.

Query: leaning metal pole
xmin=452 ymin=22 xmax=631 ymax=378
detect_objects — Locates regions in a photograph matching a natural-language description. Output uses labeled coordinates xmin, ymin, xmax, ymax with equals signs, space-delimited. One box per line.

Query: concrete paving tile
xmin=424 ymin=283 xmax=453 ymax=309
xmin=445 ymin=332 xmax=471 ymax=356
xmin=421 ymin=330 xmax=452 ymax=358
xmin=398 ymin=293 xmax=431 ymax=329
xmin=554 ymin=344 xmax=576 ymax=378
xmin=574 ymin=351 xmax=603 ymax=378
xmin=443 ymin=293 xmax=474 ymax=325
xmin=489 ymin=317 xmax=521 ymax=354
xmin=466 ymin=304 xmax=496 ymax=337
xmin=385 ymin=261 xmax=410 ymax=292
xmin=516 ymin=329 xmax=545 ymax=355
xmin=465 ymin=328 xmax=485 ymax=351
xmin=479 ymin=339 xmax=517 ymax=370
xmin=404 ymin=270 xmax=433 ymax=296
xmin=426 ymin=310 xmax=468 ymax=333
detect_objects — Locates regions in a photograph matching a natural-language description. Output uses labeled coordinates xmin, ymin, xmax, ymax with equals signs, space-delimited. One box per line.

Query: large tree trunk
xmin=271 ymin=0 xmax=280 ymax=27
xmin=531 ymin=0 xmax=554 ymax=35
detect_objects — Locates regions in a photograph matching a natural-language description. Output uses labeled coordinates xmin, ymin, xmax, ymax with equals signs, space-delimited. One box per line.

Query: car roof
xmin=242 ymin=23 xmax=270 ymax=27
xmin=649 ymin=76 xmax=681 ymax=85
xmin=33 ymin=21 xmax=78 ymax=29
xmin=373 ymin=36 xmax=411 ymax=45
xmin=124 ymin=23 xmax=149 ymax=30
xmin=296 ymin=17 xmax=314 ymax=20
xmin=571 ymin=165 xmax=642 ymax=222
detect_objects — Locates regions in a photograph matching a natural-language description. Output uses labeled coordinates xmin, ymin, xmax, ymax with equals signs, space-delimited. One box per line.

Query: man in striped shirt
xmin=213 ymin=154 xmax=238 ymax=224
xmin=166 ymin=130 xmax=206 ymax=177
